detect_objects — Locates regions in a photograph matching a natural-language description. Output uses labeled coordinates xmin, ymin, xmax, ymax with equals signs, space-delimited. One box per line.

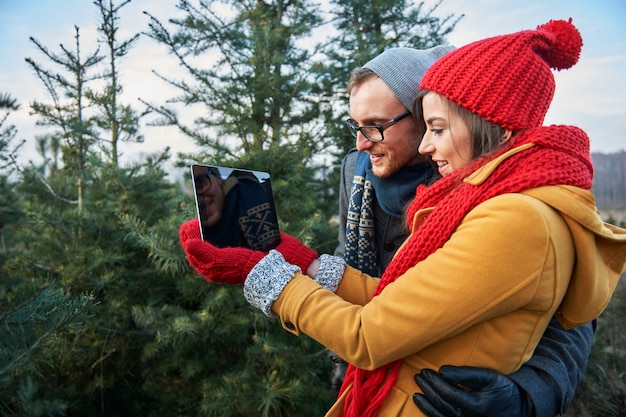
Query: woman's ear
xmin=500 ymin=130 xmax=513 ymax=144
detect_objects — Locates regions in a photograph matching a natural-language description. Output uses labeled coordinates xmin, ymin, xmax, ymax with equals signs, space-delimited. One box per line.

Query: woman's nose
xmin=418 ymin=134 xmax=433 ymax=155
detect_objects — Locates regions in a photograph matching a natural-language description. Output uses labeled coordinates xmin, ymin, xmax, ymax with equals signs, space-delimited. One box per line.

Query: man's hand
xmin=413 ymin=366 xmax=533 ymax=417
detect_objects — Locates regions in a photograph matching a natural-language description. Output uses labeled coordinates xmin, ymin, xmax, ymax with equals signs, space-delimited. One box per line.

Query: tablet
xmin=190 ymin=164 xmax=281 ymax=250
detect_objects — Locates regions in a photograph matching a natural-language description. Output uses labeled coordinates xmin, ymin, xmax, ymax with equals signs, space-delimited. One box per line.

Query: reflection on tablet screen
xmin=191 ymin=164 xmax=281 ymax=251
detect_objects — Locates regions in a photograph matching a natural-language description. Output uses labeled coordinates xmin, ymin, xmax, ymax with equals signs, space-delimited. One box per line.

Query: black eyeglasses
xmin=345 ymin=111 xmax=411 ymax=143
xmin=195 ymin=168 xmax=220 ymax=195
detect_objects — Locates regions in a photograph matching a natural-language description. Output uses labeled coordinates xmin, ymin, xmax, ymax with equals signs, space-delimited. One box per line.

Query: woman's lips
xmin=435 ymin=160 xmax=449 ymax=176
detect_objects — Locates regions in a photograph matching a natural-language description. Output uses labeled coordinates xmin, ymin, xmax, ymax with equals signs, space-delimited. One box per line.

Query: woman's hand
xmin=179 ymin=219 xmax=318 ymax=284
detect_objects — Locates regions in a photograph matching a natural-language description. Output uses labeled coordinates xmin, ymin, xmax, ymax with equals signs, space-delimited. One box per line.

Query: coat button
xmin=285 ymin=321 xmax=295 ymax=330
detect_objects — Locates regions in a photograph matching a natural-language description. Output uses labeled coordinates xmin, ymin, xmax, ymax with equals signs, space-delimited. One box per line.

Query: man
xmin=332 ymin=46 xmax=595 ymax=417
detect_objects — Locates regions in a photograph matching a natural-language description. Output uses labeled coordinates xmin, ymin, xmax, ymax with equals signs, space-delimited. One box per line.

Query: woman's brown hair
xmin=413 ymin=90 xmax=512 ymax=160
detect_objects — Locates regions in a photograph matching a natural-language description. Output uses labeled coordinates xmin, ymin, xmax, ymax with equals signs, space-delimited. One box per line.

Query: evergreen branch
xmin=9 ymin=160 xmax=78 ymax=205
xmin=0 ymin=323 xmax=57 ymax=378
xmin=35 ymin=173 xmax=79 ymax=205
xmin=0 ymin=284 xmax=50 ymax=324
xmin=0 ymin=286 xmax=94 ymax=378
xmin=89 ymin=348 xmax=117 ymax=370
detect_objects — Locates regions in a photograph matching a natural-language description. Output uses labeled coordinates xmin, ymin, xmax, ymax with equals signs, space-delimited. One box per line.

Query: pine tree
xmin=0 ymin=96 xmax=97 ymax=417
xmin=90 ymin=0 xmax=143 ymax=166
xmin=0 ymin=93 xmax=21 ymax=168
xmin=141 ymin=2 xmax=337 ymax=415
xmin=0 ymin=92 xmax=22 ymax=252
xmin=2 ymin=2 xmax=190 ymax=415
xmin=0 ymin=281 xmax=95 ymax=417
xmin=25 ymin=26 xmax=103 ymax=213
xmin=142 ymin=0 xmax=332 ymax=245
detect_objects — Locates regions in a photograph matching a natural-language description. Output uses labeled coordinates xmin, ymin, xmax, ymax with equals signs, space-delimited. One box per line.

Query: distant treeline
xmin=591 ymin=150 xmax=626 ymax=209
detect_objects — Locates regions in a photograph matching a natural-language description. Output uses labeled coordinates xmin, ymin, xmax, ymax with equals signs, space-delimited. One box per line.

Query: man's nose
xmin=355 ymin=133 xmax=374 ymax=152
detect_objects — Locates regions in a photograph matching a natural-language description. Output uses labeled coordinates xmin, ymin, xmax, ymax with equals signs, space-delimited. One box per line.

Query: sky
xmin=1 ymin=0 xmax=625 ymax=170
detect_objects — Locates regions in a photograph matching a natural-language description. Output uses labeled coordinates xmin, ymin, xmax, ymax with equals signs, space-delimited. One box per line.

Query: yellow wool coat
xmin=272 ymin=165 xmax=626 ymax=416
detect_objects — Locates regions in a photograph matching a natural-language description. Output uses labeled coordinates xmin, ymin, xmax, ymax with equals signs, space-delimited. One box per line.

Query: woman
xmin=181 ymin=19 xmax=626 ymax=417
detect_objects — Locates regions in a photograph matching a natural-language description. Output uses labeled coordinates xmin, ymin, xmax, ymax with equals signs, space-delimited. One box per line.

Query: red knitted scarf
xmin=339 ymin=125 xmax=593 ymax=417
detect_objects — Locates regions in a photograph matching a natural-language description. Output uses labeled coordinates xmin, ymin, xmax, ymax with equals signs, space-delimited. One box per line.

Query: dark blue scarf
xmin=344 ymin=152 xmax=435 ymax=275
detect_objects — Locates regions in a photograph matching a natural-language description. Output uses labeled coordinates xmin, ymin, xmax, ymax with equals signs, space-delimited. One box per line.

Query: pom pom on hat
xmin=420 ymin=18 xmax=583 ymax=131
xmin=537 ymin=19 xmax=583 ymax=70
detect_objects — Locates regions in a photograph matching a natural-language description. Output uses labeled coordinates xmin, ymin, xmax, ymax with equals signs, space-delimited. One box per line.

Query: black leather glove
xmin=413 ymin=366 xmax=533 ymax=417
xmin=328 ymin=351 xmax=348 ymax=397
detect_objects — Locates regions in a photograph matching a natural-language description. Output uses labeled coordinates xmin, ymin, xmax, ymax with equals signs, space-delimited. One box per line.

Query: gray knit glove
xmin=244 ymin=252 xmax=346 ymax=317
xmin=314 ymin=254 xmax=346 ymax=293
xmin=244 ymin=250 xmax=300 ymax=317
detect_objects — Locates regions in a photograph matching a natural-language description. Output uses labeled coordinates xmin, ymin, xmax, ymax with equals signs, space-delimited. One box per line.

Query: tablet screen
xmin=191 ymin=164 xmax=281 ymax=251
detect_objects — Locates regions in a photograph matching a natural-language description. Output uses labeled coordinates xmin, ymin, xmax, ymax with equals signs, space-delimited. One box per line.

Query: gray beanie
xmin=363 ymin=45 xmax=456 ymax=111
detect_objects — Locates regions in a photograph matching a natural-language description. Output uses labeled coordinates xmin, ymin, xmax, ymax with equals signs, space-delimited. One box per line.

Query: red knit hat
xmin=420 ymin=19 xmax=583 ymax=131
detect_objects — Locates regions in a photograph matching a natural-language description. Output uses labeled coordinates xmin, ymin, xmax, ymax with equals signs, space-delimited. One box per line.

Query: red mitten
xmin=183 ymin=238 xmax=264 ymax=284
xmin=179 ymin=218 xmax=202 ymax=243
xmin=275 ymin=232 xmax=318 ymax=273
xmin=178 ymin=218 xmax=318 ymax=282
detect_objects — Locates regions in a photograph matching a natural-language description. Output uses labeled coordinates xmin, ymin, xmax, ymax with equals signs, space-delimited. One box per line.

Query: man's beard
xmin=370 ymin=149 xmax=419 ymax=178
